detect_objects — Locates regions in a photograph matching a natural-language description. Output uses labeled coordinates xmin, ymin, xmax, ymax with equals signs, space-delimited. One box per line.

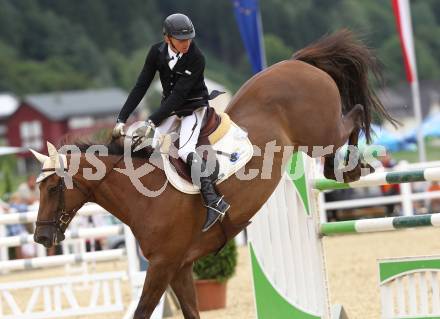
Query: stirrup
xmin=205 ymin=196 xmax=230 ymax=221
xmin=206 ymin=205 xmax=226 ymax=221
xmin=215 ymin=195 xmax=225 ymax=207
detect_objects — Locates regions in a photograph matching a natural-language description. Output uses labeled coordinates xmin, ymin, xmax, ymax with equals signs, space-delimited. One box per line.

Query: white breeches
xmin=152 ymin=107 xmax=206 ymax=162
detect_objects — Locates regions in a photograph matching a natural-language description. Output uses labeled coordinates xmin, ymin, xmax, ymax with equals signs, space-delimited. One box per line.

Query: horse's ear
xmin=47 ymin=141 xmax=58 ymax=163
xmin=30 ymin=149 xmax=49 ymax=164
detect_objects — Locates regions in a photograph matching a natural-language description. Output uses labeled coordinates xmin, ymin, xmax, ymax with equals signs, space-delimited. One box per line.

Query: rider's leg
xmin=177 ymin=107 xmax=206 ymax=162
xmin=187 ymin=152 xmax=230 ymax=232
xmin=179 ymin=107 xmax=230 ymax=232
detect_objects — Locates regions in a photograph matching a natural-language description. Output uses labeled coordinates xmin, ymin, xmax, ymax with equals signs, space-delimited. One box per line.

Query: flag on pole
xmin=391 ymin=0 xmax=417 ymax=83
xmin=391 ymin=0 xmax=426 ymax=161
xmin=232 ymin=0 xmax=266 ymax=73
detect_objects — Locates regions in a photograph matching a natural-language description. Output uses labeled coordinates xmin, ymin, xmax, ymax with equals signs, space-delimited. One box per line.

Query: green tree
xmin=264 ymin=34 xmax=293 ymax=66
xmin=1 ymin=0 xmax=440 ymax=94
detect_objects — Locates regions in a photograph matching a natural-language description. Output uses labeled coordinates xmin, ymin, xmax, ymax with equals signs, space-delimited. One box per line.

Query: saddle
xmin=168 ymin=107 xmax=231 ymax=183
xmin=159 ymin=107 xmax=253 ymax=247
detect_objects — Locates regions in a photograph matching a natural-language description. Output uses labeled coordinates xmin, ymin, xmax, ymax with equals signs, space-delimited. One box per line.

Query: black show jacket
xmin=117 ymin=41 xmax=209 ymax=125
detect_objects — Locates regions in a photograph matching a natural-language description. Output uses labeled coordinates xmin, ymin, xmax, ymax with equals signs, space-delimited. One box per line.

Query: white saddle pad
xmin=161 ymin=122 xmax=253 ymax=194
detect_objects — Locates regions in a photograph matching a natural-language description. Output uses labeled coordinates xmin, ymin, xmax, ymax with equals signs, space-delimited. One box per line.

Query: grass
xmin=0 ymin=155 xmax=26 ymax=201
xmin=391 ymin=140 xmax=440 ymax=163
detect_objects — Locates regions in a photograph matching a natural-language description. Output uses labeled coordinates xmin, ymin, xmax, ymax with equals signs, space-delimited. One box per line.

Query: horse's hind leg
xmin=133 ymin=261 xmax=179 ymax=319
xmin=170 ymin=263 xmax=200 ymax=319
xmin=324 ymin=104 xmax=365 ymax=183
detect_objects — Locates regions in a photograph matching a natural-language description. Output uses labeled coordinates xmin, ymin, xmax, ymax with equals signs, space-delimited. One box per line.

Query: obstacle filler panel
xmin=248 ymin=153 xmax=330 ymax=318
xmin=378 ymin=255 xmax=440 ymax=319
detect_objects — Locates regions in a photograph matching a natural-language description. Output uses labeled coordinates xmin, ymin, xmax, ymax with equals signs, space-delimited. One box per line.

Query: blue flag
xmin=232 ymin=0 xmax=266 ymax=73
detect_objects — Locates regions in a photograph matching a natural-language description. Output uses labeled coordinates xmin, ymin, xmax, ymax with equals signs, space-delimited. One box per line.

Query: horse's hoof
xmin=323 ymin=167 xmax=337 ymax=180
xmin=342 ymin=166 xmax=362 ymax=183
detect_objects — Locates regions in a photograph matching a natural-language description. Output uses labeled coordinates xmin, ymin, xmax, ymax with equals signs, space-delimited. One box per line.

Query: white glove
xmin=133 ymin=120 xmax=156 ymax=152
xmin=146 ymin=119 xmax=156 ymax=130
xmin=144 ymin=119 xmax=156 ymax=137
xmin=112 ymin=122 xmax=125 ymax=138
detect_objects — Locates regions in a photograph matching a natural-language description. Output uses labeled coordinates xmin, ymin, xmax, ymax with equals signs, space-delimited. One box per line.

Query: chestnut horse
xmin=33 ymin=30 xmax=396 ymax=318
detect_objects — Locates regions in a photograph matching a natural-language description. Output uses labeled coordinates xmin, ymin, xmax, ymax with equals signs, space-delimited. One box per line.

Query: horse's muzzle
xmin=34 ymin=225 xmax=65 ymax=248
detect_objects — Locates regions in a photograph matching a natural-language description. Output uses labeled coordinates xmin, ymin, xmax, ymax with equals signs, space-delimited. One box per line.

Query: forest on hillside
xmin=0 ymin=0 xmax=439 ymax=96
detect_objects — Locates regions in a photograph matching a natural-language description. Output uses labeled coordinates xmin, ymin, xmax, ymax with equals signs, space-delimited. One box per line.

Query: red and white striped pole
xmin=392 ymin=0 xmax=426 ymax=161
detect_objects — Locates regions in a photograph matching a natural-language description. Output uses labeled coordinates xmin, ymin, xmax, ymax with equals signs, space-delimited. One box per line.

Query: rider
xmin=112 ymin=13 xmax=230 ymax=232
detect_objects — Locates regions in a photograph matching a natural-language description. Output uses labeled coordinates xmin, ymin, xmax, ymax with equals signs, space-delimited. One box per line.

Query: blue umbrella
xmin=340 ymin=124 xmax=412 ymax=155
xmin=368 ymin=124 xmax=412 ymax=152
xmin=421 ymin=112 xmax=440 ymax=138
xmin=403 ymin=112 xmax=440 ymax=143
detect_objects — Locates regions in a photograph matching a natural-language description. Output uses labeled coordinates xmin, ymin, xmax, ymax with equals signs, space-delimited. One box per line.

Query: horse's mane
xmin=58 ymin=128 xmax=154 ymax=159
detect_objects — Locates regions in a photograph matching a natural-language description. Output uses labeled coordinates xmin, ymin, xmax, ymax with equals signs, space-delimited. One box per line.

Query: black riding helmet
xmin=163 ymin=13 xmax=195 ymax=40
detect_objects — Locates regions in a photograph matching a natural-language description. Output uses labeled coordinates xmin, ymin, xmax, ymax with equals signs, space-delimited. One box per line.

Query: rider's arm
xmin=149 ymin=54 xmax=205 ymax=126
xmin=117 ymin=46 xmax=158 ymax=123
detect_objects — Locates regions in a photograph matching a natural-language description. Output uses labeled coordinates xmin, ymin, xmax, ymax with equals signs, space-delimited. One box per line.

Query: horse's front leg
xmin=170 ymin=263 xmax=200 ymax=319
xmin=134 ymin=260 xmax=180 ymax=319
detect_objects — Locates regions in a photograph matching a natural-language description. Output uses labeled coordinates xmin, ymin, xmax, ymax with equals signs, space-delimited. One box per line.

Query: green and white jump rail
xmin=320 ymin=213 xmax=440 ymax=236
xmin=313 ymin=167 xmax=440 ymax=191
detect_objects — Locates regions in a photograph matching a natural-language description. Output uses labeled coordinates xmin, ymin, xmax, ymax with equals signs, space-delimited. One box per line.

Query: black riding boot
xmin=186 ymin=152 xmax=230 ymax=232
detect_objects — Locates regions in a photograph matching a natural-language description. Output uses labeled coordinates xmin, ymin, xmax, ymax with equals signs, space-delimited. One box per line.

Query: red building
xmin=6 ymin=88 xmax=135 ymax=171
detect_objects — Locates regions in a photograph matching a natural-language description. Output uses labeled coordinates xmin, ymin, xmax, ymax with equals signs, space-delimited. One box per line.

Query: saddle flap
xmin=162 ymin=120 xmax=253 ymax=194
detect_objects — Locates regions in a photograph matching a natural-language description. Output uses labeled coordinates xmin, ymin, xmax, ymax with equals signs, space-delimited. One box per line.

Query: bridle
xmin=35 ymin=172 xmax=92 ymax=234
xmin=34 ymin=137 xmax=141 ymax=234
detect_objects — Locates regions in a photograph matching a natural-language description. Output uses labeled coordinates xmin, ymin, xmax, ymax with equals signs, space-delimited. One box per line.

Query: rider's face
xmin=166 ymin=36 xmax=192 ymax=54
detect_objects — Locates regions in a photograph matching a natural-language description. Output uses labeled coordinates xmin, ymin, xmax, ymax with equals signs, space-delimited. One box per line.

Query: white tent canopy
xmin=0 ymin=94 xmax=18 ymax=118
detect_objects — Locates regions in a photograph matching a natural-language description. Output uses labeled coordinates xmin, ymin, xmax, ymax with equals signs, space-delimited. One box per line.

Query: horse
xmin=32 ymin=30 xmax=396 ymax=318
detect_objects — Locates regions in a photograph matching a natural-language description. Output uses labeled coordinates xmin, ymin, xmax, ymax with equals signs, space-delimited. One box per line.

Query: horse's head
xmin=31 ymin=142 xmax=90 ymax=248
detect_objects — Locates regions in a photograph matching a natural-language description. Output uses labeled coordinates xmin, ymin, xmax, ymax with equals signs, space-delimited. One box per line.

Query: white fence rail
xmin=0 ymin=271 xmax=126 ymax=319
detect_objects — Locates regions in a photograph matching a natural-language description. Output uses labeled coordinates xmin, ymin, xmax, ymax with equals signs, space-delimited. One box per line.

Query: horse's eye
xmin=48 ymin=186 xmax=58 ymax=194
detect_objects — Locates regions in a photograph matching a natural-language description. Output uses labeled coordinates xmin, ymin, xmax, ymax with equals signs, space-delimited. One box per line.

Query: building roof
xmin=23 ymin=88 xmax=128 ymax=120
xmin=0 ymin=94 xmax=19 ymax=119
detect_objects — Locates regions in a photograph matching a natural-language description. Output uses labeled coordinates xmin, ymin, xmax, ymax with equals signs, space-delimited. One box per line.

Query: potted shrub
xmin=193 ymin=240 xmax=238 ymax=311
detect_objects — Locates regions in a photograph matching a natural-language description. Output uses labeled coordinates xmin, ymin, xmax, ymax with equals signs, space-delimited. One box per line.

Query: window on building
xmin=20 ymin=121 xmax=43 ymax=150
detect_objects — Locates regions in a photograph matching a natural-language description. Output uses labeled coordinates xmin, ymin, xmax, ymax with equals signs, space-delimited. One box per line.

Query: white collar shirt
xmin=167 ymin=45 xmax=182 ymax=70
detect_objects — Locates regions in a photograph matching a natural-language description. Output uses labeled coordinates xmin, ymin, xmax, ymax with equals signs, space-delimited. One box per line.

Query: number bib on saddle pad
xmin=159 ymin=113 xmax=253 ymax=194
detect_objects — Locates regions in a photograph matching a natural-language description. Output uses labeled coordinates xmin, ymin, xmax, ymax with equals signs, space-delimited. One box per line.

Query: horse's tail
xmin=292 ymin=29 xmax=398 ymax=143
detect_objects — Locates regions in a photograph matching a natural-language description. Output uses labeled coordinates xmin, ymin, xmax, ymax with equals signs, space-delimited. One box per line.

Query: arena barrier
xmin=248 ymin=152 xmax=440 ymax=319
xmin=0 ymin=204 xmax=164 ymax=319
